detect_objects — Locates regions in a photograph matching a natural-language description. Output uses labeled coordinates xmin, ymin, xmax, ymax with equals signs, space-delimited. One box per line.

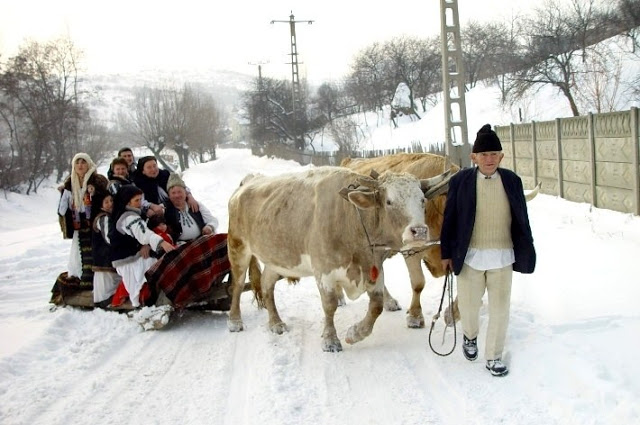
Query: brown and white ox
xmin=341 ymin=153 xmax=540 ymax=328
xmin=226 ymin=166 xmax=452 ymax=352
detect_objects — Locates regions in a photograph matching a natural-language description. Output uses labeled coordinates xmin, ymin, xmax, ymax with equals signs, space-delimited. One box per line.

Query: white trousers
xmin=93 ymin=271 xmax=121 ymax=303
xmin=115 ymin=256 xmax=157 ymax=307
xmin=67 ymin=231 xmax=82 ymax=278
xmin=457 ymin=263 xmax=513 ymax=360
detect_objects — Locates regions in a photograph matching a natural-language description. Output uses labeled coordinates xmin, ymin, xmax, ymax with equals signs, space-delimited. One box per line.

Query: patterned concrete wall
xmin=495 ymin=108 xmax=640 ymax=215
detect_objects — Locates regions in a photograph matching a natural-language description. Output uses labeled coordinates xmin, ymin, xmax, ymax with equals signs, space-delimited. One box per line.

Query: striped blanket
xmin=145 ymin=233 xmax=231 ymax=308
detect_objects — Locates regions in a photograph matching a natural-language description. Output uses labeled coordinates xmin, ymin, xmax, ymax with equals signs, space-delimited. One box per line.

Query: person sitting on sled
xmin=109 ymin=185 xmax=175 ymax=308
xmin=144 ymin=173 xmax=230 ymax=309
xmin=147 ymin=215 xmax=176 ymax=255
xmin=90 ymin=190 xmax=121 ymax=308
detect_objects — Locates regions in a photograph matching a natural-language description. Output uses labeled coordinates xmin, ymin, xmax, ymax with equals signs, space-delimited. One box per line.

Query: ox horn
xmin=525 ymin=182 xmax=542 ymax=202
xmin=357 ymin=176 xmax=380 ymax=189
xmin=420 ymin=169 xmax=454 ymax=198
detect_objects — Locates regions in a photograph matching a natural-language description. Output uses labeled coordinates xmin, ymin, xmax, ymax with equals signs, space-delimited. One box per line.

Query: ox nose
xmin=410 ymin=226 xmax=429 ymax=241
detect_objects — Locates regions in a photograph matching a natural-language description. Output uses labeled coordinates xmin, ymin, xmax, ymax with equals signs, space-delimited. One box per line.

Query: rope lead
xmin=428 ymin=269 xmax=457 ymax=356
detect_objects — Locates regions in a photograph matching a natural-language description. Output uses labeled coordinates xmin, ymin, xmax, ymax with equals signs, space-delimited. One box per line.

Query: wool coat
xmin=440 ymin=167 xmax=536 ymax=275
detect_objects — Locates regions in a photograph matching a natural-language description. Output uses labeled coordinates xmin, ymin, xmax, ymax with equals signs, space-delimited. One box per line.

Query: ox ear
xmin=347 ymin=190 xmax=377 ymax=210
xmin=421 ymin=169 xmax=455 ymax=199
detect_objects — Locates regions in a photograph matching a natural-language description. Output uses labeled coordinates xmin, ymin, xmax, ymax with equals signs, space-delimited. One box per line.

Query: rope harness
xmin=428 ymin=269 xmax=457 ymax=356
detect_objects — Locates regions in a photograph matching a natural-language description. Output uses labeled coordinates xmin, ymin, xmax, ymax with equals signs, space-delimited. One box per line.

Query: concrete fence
xmin=495 ymin=107 xmax=640 ymax=215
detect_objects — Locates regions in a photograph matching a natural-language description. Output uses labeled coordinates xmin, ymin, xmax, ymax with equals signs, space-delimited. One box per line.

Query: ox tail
xmin=248 ymin=256 xmax=265 ymax=309
xmin=525 ymin=182 xmax=542 ymax=202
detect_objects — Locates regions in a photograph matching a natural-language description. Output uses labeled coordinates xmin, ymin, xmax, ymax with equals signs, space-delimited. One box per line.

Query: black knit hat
xmin=91 ymin=189 xmax=111 ymax=220
xmin=112 ymin=184 xmax=143 ymax=222
xmin=472 ymin=124 xmax=502 ymax=153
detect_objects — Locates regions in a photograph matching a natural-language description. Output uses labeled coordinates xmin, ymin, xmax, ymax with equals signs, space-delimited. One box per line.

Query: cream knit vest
xmin=469 ymin=174 xmax=513 ymax=249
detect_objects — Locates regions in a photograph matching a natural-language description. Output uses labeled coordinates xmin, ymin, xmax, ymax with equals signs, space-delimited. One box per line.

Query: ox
xmin=341 ymin=153 xmax=540 ymax=328
xmin=227 ymin=166 xmax=452 ymax=352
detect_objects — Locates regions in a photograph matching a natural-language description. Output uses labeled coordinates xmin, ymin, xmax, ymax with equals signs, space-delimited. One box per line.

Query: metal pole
xmin=439 ymin=0 xmax=471 ymax=168
xmin=271 ymin=11 xmax=314 ymax=150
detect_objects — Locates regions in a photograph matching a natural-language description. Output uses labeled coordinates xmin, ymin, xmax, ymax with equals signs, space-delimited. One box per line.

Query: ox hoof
xmin=384 ymin=297 xmax=401 ymax=311
xmin=345 ymin=325 xmax=367 ymax=345
xmin=321 ymin=338 xmax=343 ymax=352
xmin=269 ymin=322 xmax=288 ymax=334
xmin=406 ymin=314 xmax=425 ymax=329
xmin=227 ymin=319 xmax=244 ymax=332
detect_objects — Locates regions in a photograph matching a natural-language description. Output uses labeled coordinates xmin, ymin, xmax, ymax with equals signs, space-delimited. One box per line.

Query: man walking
xmin=440 ymin=124 xmax=536 ymax=377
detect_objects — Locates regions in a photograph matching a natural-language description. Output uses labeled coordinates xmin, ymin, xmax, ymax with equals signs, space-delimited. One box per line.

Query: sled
xmin=49 ymin=271 xmax=252 ymax=330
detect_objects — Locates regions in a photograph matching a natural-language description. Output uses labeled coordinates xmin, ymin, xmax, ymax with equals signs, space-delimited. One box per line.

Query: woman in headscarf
xmin=133 ymin=156 xmax=199 ymax=217
xmin=57 ymin=153 xmax=108 ymax=287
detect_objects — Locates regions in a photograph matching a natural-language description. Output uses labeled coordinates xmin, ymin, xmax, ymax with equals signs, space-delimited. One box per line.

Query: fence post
xmin=509 ymin=123 xmax=516 ymax=172
xmin=632 ymin=107 xmax=639 ymax=215
xmin=588 ymin=112 xmax=597 ymax=208
xmin=531 ymin=120 xmax=538 ymax=185
xmin=556 ymin=118 xmax=564 ymax=198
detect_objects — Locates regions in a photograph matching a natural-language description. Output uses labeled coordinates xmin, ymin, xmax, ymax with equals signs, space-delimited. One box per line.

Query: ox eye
xmin=386 ymin=199 xmax=392 ymax=206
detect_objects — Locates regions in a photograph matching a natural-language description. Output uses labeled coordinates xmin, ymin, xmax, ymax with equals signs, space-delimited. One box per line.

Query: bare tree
xmin=0 ymin=37 xmax=89 ymax=192
xmin=462 ymin=20 xmax=523 ymax=88
xmin=615 ymin=0 xmax=640 ymax=52
xmin=329 ymin=116 xmax=364 ymax=154
xmin=345 ymin=43 xmax=391 ymax=113
xmin=575 ymin=46 xmax=625 ymax=113
xmin=507 ymin=0 xmax=605 ymax=116
xmin=120 ymin=84 xmax=224 ymax=171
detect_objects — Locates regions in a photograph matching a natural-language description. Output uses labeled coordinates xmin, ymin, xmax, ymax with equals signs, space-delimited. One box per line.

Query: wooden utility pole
xmin=440 ymin=0 xmax=471 ymax=167
xmin=271 ymin=11 xmax=314 ymax=150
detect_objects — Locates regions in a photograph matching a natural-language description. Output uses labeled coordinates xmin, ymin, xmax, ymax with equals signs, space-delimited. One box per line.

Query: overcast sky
xmin=1 ymin=0 xmax=550 ymax=82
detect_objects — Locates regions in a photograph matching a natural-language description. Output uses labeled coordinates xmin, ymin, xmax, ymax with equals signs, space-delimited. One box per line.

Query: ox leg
xmin=261 ymin=268 xmax=288 ymax=334
xmin=382 ymin=284 xmax=401 ymax=311
xmin=345 ymin=279 xmax=385 ymax=345
xmin=227 ymin=241 xmax=249 ymax=332
xmin=405 ymin=255 xmax=426 ymax=328
xmin=316 ymin=280 xmax=342 ymax=352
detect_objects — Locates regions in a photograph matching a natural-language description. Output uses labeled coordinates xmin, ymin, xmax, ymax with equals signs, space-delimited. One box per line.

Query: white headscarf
xmin=70 ymin=153 xmax=97 ymax=210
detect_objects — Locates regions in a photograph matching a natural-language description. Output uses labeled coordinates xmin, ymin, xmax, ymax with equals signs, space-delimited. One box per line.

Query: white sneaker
xmin=486 ymin=359 xmax=509 ymax=377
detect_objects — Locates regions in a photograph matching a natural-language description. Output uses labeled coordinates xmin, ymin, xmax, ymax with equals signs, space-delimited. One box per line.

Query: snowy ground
xmin=1 ymin=148 xmax=639 ymax=425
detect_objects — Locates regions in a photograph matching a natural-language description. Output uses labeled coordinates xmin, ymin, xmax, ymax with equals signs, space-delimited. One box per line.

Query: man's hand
xmin=160 ymin=241 xmax=175 ymax=253
xmin=148 ymin=203 xmax=165 ymax=216
xmin=186 ymin=194 xmax=199 ymax=212
xmin=441 ymin=259 xmax=453 ymax=272
xmin=140 ymin=245 xmax=151 ymax=259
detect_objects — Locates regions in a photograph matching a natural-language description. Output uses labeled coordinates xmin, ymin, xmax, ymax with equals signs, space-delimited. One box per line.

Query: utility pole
xmin=440 ymin=0 xmax=471 ymax=168
xmin=249 ymin=61 xmax=269 ymax=147
xmin=271 ymin=11 xmax=314 ymax=150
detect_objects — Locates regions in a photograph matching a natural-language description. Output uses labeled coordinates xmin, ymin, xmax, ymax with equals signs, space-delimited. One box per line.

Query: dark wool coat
xmin=133 ymin=169 xmax=170 ymax=205
xmin=440 ymin=167 xmax=536 ymax=275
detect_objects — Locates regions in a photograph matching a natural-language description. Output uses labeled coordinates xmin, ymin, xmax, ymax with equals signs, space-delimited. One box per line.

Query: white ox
xmin=226 ymin=166 xmax=451 ymax=352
